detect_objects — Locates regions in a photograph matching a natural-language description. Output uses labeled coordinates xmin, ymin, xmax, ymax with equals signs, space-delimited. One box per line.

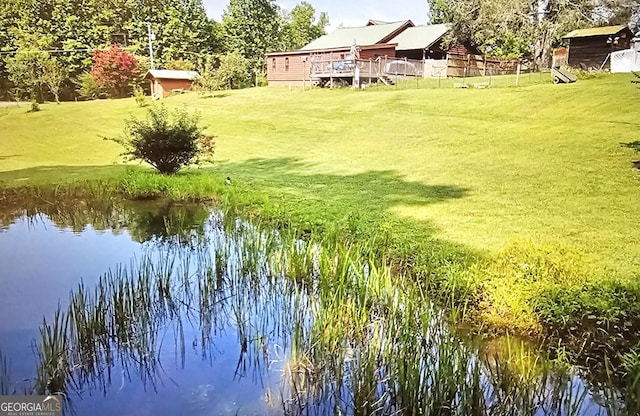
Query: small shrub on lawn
xmin=76 ymin=72 xmax=100 ymax=100
xmin=112 ymin=104 xmax=214 ymax=174
xmin=133 ymin=85 xmax=148 ymax=107
xmin=29 ymin=100 xmax=40 ymax=112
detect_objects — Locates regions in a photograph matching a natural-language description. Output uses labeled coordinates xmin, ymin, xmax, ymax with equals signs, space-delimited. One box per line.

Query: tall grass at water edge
xmin=3 ymin=177 xmax=640 ymax=395
xmin=23 ymin=211 xmax=638 ymax=415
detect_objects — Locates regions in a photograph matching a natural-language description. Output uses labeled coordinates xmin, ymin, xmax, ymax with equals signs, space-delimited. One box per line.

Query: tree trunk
xmin=534 ymin=30 xmax=553 ymax=69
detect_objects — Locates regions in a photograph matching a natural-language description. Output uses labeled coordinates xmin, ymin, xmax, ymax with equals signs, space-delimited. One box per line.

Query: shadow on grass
xmin=0 ymin=158 xmax=469 ymax=241
xmin=0 ymin=155 xmax=20 ymax=161
xmin=622 ymin=141 xmax=640 ymax=152
xmin=214 ymin=157 xmax=469 ymax=240
xmin=0 ymin=165 xmax=130 ymax=185
xmin=199 ymin=93 xmax=229 ymax=99
xmin=220 ymin=157 xmax=466 ymax=204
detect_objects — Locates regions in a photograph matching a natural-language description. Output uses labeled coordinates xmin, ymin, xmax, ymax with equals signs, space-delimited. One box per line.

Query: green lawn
xmin=1 ymin=73 xmax=639 ymax=332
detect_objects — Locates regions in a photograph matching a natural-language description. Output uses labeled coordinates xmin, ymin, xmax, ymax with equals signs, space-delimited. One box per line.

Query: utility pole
xmin=146 ymin=22 xmax=155 ymax=69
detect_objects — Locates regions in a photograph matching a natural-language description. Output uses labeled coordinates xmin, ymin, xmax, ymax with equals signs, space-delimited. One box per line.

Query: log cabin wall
xmin=267 ymin=53 xmax=312 ymax=87
xmin=266 ymin=45 xmax=398 ymax=86
xmin=359 ymin=45 xmax=397 ymax=60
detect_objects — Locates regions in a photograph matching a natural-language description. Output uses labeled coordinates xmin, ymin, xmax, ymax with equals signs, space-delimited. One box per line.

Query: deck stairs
xmin=379 ymin=75 xmax=395 ymax=86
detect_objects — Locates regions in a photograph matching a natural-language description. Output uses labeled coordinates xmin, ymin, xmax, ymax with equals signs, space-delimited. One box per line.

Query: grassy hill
xmin=1 ymin=73 xmax=639 ymax=335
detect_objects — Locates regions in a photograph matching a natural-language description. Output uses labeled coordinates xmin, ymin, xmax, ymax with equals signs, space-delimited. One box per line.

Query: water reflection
xmin=0 ymin=197 xmax=637 ymax=415
xmin=0 ymin=190 xmax=212 ymax=244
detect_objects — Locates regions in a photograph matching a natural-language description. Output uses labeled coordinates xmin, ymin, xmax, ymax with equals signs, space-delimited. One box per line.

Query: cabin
xmin=144 ymin=70 xmax=199 ymax=99
xmin=266 ymin=20 xmax=478 ymax=87
xmin=562 ymin=25 xmax=635 ymax=70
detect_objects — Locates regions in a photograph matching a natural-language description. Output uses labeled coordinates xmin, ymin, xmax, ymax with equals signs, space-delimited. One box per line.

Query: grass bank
xmin=1 ymin=73 xmax=640 ymax=359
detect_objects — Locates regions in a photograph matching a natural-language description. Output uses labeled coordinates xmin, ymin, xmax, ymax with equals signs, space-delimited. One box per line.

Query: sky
xmin=203 ymin=0 xmax=430 ymax=30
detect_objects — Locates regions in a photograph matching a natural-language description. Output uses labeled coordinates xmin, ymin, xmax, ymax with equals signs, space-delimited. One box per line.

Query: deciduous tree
xmin=0 ymin=0 xmax=220 ymax=98
xmin=5 ymin=33 xmax=53 ymax=101
xmin=91 ymin=44 xmax=140 ymax=98
xmin=213 ymin=51 xmax=251 ymax=90
xmin=428 ymin=0 xmax=634 ymax=67
xmin=281 ymin=2 xmax=329 ymax=50
xmin=222 ymin=0 xmax=283 ymax=80
xmin=41 ymin=57 xmax=67 ymax=103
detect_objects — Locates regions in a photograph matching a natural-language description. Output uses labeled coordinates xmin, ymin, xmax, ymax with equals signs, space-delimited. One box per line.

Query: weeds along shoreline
xmin=1 ymin=168 xmax=639 ymax=391
xmin=7 ymin=208 xmax=629 ymax=414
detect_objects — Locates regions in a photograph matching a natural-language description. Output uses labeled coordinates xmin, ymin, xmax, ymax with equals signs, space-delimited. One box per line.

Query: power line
xmin=0 ymin=46 xmax=138 ymax=55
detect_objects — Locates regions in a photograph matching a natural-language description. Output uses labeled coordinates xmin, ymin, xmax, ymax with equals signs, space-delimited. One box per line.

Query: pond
xmin=0 ymin=197 xmax=630 ymax=415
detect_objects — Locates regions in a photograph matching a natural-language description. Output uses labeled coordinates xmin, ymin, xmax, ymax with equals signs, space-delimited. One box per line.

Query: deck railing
xmin=310 ymin=56 xmax=425 ymax=79
xmin=309 ymin=53 xmax=529 ymax=81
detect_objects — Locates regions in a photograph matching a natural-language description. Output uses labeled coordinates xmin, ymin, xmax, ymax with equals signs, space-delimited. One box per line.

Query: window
xmin=272 ymin=58 xmax=276 ymax=69
xmin=110 ymin=33 xmax=127 ymax=46
xmin=285 ymin=57 xmax=289 ymax=71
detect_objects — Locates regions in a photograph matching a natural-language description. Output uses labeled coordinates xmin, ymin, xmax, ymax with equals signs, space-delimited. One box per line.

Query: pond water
xmin=0 ymin=206 xmax=288 ymax=415
xmin=0 ymin=198 xmax=630 ymax=415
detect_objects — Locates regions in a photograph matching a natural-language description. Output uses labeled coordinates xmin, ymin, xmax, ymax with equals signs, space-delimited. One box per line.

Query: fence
xmin=552 ymin=48 xmax=569 ymax=68
xmin=446 ymin=54 xmax=527 ymax=77
xmin=424 ymin=59 xmax=448 ymax=78
xmin=611 ymin=49 xmax=640 ymax=73
xmin=308 ymin=52 xmax=531 ymax=86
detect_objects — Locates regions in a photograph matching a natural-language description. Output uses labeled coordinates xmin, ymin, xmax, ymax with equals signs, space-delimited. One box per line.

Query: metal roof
xmin=389 ymin=24 xmax=449 ymax=51
xmin=145 ymin=70 xmax=200 ymax=80
xmin=367 ymin=19 xmax=391 ymax=25
xmin=301 ymin=20 xmax=411 ymax=51
xmin=563 ymin=25 xmax=629 ymax=39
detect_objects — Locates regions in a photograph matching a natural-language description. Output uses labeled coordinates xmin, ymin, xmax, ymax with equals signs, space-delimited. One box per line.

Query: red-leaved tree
xmin=91 ymin=45 xmax=140 ymax=98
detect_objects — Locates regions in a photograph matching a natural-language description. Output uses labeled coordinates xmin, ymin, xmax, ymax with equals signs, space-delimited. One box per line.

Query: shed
xmin=562 ymin=25 xmax=635 ymax=70
xmin=144 ymin=70 xmax=199 ymax=99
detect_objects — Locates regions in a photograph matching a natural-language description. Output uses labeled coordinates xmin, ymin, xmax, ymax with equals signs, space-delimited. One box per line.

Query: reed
xmin=0 ymin=348 xmax=14 ymax=395
xmin=28 ymin=208 xmax=633 ymax=414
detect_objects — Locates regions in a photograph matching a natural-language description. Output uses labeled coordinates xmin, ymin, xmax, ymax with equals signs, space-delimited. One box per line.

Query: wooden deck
xmin=310 ymin=56 xmax=425 ymax=86
xmin=307 ymin=53 xmax=526 ymax=87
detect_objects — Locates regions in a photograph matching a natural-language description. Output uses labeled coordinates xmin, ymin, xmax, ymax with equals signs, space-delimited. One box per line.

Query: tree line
xmin=2 ymin=0 xmax=638 ymax=102
xmin=0 ymin=0 xmax=328 ymax=101
xmin=430 ymin=0 xmax=640 ymax=67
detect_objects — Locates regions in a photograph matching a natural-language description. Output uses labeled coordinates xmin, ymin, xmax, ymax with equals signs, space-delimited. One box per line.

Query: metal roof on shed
xmin=300 ymin=20 xmax=411 ymax=51
xmin=563 ymin=25 xmax=629 ymax=39
xmin=145 ymin=70 xmax=199 ymax=80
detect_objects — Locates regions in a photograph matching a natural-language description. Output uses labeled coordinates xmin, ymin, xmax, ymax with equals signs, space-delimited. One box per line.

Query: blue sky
xmin=203 ymin=0 xmax=430 ymax=30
